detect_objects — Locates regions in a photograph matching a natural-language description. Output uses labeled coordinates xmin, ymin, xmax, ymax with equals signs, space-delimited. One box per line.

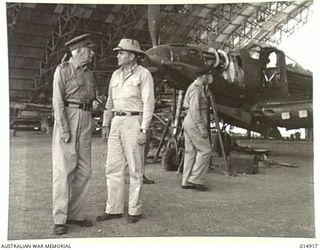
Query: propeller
xmin=148 ymin=5 xmax=161 ymax=47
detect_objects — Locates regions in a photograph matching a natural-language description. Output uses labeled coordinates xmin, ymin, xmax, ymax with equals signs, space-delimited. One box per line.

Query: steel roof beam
xmin=33 ymin=5 xmax=145 ymax=94
xmin=34 ymin=4 xmax=95 ymax=92
xmin=190 ymin=3 xmax=256 ymax=46
xmin=188 ymin=1 xmax=312 ymax=50
xmin=224 ymin=1 xmax=308 ymax=49
xmin=259 ymin=1 xmax=313 ymax=46
xmin=94 ymin=5 xmax=142 ymax=69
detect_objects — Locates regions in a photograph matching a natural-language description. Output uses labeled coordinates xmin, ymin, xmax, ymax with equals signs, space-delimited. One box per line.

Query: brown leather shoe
xmin=96 ymin=213 xmax=122 ymax=222
xmin=53 ymin=224 xmax=67 ymax=235
xmin=66 ymin=219 xmax=93 ymax=227
xmin=127 ymin=214 xmax=141 ymax=223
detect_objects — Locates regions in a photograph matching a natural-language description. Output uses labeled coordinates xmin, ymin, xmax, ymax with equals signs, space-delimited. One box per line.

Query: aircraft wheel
xmin=162 ymin=147 xmax=179 ymax=171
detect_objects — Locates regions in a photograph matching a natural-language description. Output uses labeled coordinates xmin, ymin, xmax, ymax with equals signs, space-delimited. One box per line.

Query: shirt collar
xmin=121 ymin=63 xmax=138 ymax=73
xmin=121 ymin=63 xmax=138 ymax=80
xmin=69 ymin=57 xmax=81 ymax=70
xmin=69 ymin=57 xmax=89 ymax=70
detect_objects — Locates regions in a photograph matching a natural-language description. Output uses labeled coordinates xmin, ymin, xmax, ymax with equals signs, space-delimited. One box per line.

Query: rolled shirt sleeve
xmin=140 ymin=70 xmax=155 ymax=130
xmin=52 ymin=66 xmax=70 ymax=133
xmin=102 ymin=74 xmax=115 ymax=127
xmin=188 ymin=89 xmax=207 ymax=132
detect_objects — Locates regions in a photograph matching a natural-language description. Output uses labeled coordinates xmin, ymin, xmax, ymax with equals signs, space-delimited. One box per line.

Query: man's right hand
xmin=101 ymin=126 xmax=109 ymax=142
xmin=61 ymin=131 xmax=71 ymax=143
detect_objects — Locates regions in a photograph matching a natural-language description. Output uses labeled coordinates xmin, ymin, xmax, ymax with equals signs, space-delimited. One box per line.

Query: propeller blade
xmin=148 ymin=5 xmax=161 ymax=47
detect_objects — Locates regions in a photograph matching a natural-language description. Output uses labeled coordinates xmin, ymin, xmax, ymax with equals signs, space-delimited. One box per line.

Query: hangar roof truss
xmin=6 ymin=1 xmax=313 ymax=102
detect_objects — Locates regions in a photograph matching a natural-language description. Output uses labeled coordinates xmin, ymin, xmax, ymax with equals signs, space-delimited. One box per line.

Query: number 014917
xmin=300 ymin=244 xmax=318 ymax=248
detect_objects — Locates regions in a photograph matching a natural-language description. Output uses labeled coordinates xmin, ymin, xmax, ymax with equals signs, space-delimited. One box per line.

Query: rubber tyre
xmin=162 ymin=147 xmax=179 ymax=171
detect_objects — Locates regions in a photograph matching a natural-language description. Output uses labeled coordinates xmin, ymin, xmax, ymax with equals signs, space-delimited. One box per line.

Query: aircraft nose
xmin=142 ymin=46 xmax=172 ymax=73
xmin=140 ymin=54 xmax=158 ymax=73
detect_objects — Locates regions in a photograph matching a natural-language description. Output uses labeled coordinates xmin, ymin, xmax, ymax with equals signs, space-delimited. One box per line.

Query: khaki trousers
xmin=52 ymin=107 xmax=92 ymax=224
xmin=182 ymin=114 xmax=212 ymax=186
xmin=105 ymin=115 xmax=144 ymax=216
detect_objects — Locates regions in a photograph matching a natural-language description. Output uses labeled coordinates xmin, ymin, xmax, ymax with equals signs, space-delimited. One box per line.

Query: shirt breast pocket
xmin=126 ymin=79 xmax=141 ymax=98
xmin=66 ymin=71 xmax=83 ymax=88
xmin=65 ymin=77 xmax=79 ymax=92
xmin=111 ymin=81 xmax=120 ymax=99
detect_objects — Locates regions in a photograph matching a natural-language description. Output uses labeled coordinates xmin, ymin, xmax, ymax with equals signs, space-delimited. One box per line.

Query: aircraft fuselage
xmin=142 ymin=43 xmax=313 ymax=137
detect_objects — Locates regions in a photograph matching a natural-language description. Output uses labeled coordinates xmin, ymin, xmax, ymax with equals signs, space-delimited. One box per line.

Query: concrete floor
xmin=7 ymin=132 xmax=315 ymax=240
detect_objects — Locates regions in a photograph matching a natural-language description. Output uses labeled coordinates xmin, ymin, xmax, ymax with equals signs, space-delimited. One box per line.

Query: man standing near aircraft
xmin=181 ymin=66 xmax=213 ymax=191
xmin=52 ymin=34 xmax=96 ymax=235
xmin=97 ymin=38 xmax=155 ymax=223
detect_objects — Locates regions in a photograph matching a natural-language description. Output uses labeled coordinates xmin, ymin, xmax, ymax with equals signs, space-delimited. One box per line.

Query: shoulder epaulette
xmin=57 ymin=61 xmax=70 ymax=70
xmin=59 ymin=61 xmax=70 ymax=69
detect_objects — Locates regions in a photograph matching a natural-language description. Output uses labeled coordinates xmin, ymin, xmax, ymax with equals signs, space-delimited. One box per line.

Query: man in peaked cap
xmin=96 ymin=38 xmax=155 ymax=223
xmin=181 ymin=65 xmax=214 ymax=192
xmin=52 ymin=33 xmax=96 ymax=235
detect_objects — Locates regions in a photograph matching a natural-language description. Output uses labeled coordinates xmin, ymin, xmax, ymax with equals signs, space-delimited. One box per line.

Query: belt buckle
xmin=81 ymin=101 xmax=87 ymax=111
xmin=125 ymin=112 xmax=131 ymax=116
xmin=82 ymin=101 xmax=91 ymax=111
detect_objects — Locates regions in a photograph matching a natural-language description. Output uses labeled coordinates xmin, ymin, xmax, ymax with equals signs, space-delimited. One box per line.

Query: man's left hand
xmin=92 ymin=96 xmax=107 ymax=111
xmin=92 ymin=100 xmax=99 ymax=111
xmin=138 ymin=132 xmax=147 ymax=145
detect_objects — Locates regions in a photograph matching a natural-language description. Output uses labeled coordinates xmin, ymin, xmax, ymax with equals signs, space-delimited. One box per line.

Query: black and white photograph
xmin=0 ymin=0 xmax=319 ymax=248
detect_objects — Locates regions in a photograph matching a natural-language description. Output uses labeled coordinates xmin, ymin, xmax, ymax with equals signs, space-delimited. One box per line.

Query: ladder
xmin=206 ymin=88 xmax=232 ymax=176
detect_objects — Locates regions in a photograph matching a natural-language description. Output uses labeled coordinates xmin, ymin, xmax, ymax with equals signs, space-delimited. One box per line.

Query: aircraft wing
xmin=251 ymin=100 xmax=312 ymax=129
xmin=216 ymin=104 xmax=252 ymax=125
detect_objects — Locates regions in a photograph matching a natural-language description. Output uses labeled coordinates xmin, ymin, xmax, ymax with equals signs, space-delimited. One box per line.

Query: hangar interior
xmin=7 ymin=2 xmax=313 ymax=101
xmin=7 ymin=1 xmax=313 ymax=147
xmin=5 ymin=2 xmax=316 ymax=239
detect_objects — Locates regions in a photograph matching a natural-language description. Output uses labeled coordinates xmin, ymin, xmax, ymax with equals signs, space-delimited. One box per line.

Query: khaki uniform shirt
xmin=103 ymin=64 xmax=155 ymax=130
xmin=52 ymin=58 xmax=96 ymax=133
xmin=183 ymin=79 xmax=208 ymax=132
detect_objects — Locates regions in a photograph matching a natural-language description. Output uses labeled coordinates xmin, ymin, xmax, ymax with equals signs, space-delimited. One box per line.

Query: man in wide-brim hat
xmin=113 ymin=38 xmax=146 ymax=55
xmin=96 ymin=38 xmax=155 ymax=223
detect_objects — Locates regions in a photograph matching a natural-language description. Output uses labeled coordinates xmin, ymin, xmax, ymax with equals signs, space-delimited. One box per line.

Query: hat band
xmin=115 ymin=47 xmax=142 ymax=52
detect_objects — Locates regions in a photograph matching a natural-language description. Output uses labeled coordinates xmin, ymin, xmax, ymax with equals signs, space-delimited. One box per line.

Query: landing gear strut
xmin=162 ymin=90 xmax=185 ymax=172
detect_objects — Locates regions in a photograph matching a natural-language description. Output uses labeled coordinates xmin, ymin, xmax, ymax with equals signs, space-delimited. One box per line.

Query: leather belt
xmin=113 ymin=111 xmax=142 ymax=116
xmin=65 ymin=101 xmax=92 ymax=111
